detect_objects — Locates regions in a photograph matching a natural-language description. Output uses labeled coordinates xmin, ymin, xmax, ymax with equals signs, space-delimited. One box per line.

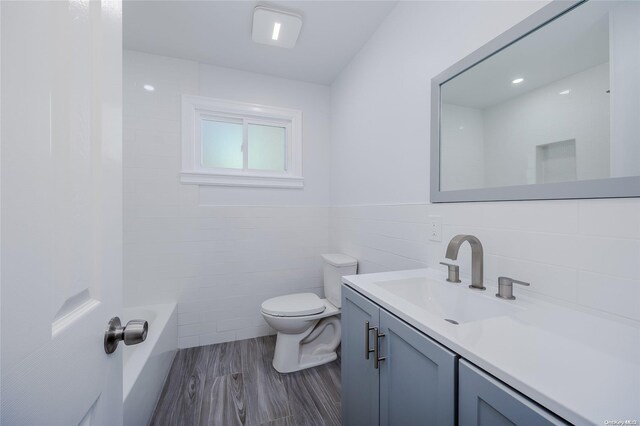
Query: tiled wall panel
xmin=124 ymin=51 xmax=330 ymax=348
xmin=330 ymin=201 xmax=640 ymax=323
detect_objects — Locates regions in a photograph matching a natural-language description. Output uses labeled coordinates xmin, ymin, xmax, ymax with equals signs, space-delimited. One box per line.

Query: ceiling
xmin=441 ymin=0 xmax=612 ymax=109
xmin=123 ymin=1 xmax=397 ymax=85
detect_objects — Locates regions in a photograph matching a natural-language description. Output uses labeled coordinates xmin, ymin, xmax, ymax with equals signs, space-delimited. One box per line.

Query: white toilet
xmin=261 ymin=253 xmax=358 ymax=373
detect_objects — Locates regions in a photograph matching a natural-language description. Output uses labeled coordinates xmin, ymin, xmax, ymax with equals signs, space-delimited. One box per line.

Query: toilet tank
xmin=321 ymin=253 xmax=358 ymax=308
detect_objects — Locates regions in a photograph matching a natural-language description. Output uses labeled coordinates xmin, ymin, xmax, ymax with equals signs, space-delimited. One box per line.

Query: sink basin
xmin=373 ymin=277 xmax=523 ymax=324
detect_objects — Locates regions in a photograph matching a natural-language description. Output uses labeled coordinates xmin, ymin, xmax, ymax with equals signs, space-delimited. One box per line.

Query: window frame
xmin=181 ymin=95 xmax=303 ymax=188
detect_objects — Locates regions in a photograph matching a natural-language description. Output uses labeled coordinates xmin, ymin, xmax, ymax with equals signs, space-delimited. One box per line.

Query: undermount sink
xmin=373 ymin=277 xmax=523 ymax=324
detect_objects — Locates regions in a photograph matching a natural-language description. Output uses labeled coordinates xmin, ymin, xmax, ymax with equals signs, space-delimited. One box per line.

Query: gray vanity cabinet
xmin=379 ymin=309 xmax=457 ymax=426
xmin=342 ymin=285 xmax=457 ymax=426
xmin=341 ymin=285 xmax=380 ymax=426
xmin=458 ymin=360 xmax=567 ymax=426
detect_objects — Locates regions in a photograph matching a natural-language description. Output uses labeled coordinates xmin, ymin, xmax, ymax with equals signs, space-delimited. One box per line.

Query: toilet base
xmin=273 ymin=350 xmax=338 ymax=374
xmin=271 ymin=316 xmax=341 ymax=373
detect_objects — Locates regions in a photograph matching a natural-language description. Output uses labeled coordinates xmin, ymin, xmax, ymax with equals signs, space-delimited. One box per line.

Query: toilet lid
xmin=261 ymin=293 xmax=326 ymax=317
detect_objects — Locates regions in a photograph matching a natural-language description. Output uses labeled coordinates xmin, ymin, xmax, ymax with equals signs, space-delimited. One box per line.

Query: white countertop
xmin=342 ymin=268 xmax=640 ymax=425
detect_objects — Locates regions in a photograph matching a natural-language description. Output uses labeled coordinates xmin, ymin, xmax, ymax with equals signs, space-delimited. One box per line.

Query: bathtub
xmin=123 ymin=303 xmax=177 ymax=426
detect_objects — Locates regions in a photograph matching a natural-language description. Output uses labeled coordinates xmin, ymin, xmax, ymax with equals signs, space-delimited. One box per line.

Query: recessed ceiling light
xmin=252 ymin=6 xmax=302 ymax=49
xmin=143 ymin=84 xmax=155 ymax=92
xmin=559 ymin=89 xmax=571 ymax=95
xmin=272 ymin=22 xmax=281 ymax=41
xmin=512 ymin=78 xmax=524 ymax=85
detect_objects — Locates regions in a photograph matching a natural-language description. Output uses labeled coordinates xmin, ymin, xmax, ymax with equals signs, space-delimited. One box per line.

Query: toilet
xmin=261 ymin=253 xmax=358 ymax=373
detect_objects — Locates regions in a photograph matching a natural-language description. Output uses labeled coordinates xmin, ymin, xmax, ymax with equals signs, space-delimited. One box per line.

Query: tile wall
xmin=330 ymin=200 xmax=640 ymax=323
xmin=124 ymin=51 xmax=330 ymax=348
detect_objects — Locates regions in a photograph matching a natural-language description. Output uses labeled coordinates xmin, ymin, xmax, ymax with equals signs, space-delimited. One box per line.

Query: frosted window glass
xmin=201 ymin=120 xmax=243 ymax=169
xmin=248 ymin=124 xmax=286 ymax=171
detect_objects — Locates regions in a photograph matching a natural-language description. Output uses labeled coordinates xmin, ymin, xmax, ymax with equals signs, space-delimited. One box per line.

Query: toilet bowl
xmin=260 ymin=254 xmax=357 ymax=373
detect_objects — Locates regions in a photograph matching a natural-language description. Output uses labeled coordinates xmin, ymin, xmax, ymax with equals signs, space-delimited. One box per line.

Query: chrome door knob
xmin=123 ymin=319 xmax=148 ymax=345
xmin=104 ymin=317 xmax=148 ymax=354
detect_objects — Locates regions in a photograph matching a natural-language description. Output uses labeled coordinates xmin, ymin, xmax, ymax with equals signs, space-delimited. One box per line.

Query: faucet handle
xmin=440 ymin=262 xmax=461 ymax=283
xmin=496 ymin=276 xmax=530 ymax=300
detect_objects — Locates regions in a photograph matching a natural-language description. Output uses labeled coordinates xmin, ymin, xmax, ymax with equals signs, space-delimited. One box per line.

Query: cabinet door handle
xmin=364 ymin=321 xmax=375 ymax=360
xmin=374 ymin=328 xmax=386 ymax=369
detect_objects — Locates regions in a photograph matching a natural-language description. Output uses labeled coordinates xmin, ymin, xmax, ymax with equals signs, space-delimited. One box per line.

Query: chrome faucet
xmin=445 ymin=234 xmax=485 ymax=290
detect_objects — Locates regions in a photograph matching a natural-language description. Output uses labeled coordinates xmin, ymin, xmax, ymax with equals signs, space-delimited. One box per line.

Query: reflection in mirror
xmin=439 ymin=1 xmax=640 ymax=192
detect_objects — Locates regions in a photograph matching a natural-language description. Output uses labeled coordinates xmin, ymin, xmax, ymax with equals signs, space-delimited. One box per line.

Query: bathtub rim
xmin=122 ymin=302 xmax=177 ymax=402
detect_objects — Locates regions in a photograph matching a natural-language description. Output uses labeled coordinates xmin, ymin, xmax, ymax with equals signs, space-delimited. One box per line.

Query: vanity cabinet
xmin=342 ymin=285 xmax=457 ymax=426
xmin=379 ymin=309 xmax=457 ymax=425
xmin=342 ymin=284 xmax=568 ymax=426
xmin=458 ymin=360 xmax=566 ymax=426
xmin=342 ymin=284 xmax=381 ymax=426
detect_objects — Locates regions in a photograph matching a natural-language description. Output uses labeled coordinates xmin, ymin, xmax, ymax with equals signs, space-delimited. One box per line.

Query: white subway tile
xmin=577 ymin=236 xmax=640 ymax=279
xmin=178 ymin=335 xmax=200 ymax=349
xmin=178 ymin=300 xmax=208 ymax=314
xmin=481 ymin=201 xmax=579 ymax=234
xmin=579 ymin=199 xmax=640 ymax=239
xmin=178 ymin=311 xmax=200 ymax=326
xmin=178 ymin=323 xmax=202 ymax=337
xmin=577 ymin=271 xmax=640 ymax=321
xmin=217 ymin=316 xmax=265 ymax=332
xmin=199 ymin=331 xmax=237 ymax=347
xmin=431 ymin=203 xmax=486 ymax=228
xmin=518 ymin=232 xmax=581 ymax=269
xmin=330 ymin=203 xmax=637 ymax=324
xmin=235 ymin=326 xmax=274 ymax=341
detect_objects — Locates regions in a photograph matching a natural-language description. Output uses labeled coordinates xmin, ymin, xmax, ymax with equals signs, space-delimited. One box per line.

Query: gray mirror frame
xmin=430 ymin=0 xmax=640 ymax=203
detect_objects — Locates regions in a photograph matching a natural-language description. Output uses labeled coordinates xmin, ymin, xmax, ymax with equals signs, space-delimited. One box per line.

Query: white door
xmin=1 ymin=1 xmax=123 ymax=425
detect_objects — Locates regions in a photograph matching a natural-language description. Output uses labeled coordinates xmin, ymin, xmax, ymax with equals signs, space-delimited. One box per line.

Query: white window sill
xmin=180 ymin=171 xmax=304 ymax=189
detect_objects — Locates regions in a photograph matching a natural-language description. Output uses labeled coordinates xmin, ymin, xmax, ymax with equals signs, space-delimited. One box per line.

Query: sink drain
xmin=444 ymin=319 xmax=459 ymax=325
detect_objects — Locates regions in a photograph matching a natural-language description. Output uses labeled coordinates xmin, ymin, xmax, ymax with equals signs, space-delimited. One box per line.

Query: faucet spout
xmin=445 ymin=234 xmax=485 ymax=290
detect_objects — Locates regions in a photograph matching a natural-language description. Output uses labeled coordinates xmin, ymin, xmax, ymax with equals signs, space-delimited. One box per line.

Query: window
xmin=181 ymin=95 xmax=303 ymax=188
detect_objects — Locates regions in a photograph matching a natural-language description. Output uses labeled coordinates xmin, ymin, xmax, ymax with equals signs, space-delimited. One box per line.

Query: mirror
xmin=431 ymin=0 xmax=640 ymax=202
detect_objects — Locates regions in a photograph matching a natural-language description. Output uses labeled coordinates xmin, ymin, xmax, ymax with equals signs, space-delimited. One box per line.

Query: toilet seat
xmin=261 ymin=293 xmax=326 ymax=317
xmin=260 ymin=253 xmax=357 ymax=373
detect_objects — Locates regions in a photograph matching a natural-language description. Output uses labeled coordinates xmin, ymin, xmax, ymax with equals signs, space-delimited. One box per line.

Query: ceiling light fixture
xmin=272 ymin=22 xmax=281 ymax=41
xmin=559 ymin=89 xmax=571 ymax=95
xmin=252 ymin=6 xmax=302 ymax=49
xmin=143 ymin=84 xmax=155 ymax=92
xmin=512 ymin=78 xmax=524 ymax=85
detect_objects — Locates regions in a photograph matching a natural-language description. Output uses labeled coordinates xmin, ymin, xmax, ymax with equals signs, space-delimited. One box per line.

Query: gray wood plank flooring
xmin=150 ymin=336 xmax=341 ymax=426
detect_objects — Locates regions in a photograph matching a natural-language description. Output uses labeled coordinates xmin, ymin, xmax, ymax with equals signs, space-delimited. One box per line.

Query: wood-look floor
xmin=150 ymin=335 xmax=341 ymax=426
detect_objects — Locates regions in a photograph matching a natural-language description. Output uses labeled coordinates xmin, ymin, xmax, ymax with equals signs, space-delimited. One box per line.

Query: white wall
xmin=610 ymin=1 xmax=640 ymax=178
xmin=440 ymin=103 xmax=485 ymax=190
xmin=443 ymin=62 xmax=611 ymax=189
xmin=330 ymin=1 xmax=547 ymax=205
xmin=483 ymin=62 xmax=610 ymax=187
xmin=197 ymin=64 xmax=331 ymax=206
xmin=330 ymin=1 xmax=640 ymax=323
xmin=124 ymin=50 xmax=330 ymax=348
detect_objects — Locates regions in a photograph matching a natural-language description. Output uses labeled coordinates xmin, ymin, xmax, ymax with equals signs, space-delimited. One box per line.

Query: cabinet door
xmin=379 ymin=309 xmax=457 ymax=426
xmin=341 ymin=285 xmax=381 ymax=426
xmin=459 ymin=359 xmax=568 ymax=426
